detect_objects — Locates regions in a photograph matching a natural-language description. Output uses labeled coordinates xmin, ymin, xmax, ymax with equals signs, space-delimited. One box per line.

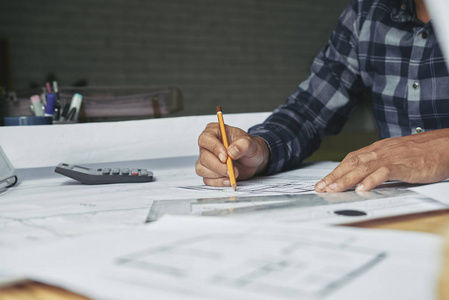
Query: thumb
xmin=227 ymin=137 xmax=256 ymax=160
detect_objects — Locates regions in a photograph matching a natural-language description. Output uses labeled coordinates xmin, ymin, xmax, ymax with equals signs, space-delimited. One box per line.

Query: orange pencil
xmin=216 ymin=106 xmax=237 ymax=191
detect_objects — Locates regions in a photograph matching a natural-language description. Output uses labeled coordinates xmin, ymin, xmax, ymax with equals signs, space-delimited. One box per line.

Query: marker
xmin=68 ymin=93 xmax=83 ymax=121
xmin=30 ymin=95 xmax=44 ymax=116
xmin=216 ymin=106 xmax=237 ymax=191
xmin=44 ymin=93 xmax=56 ymax=117
xmin=45 ymin=82 xmax=52 ymax=93
xmin=52 ymin=81 xmax=61 ymax=120
xmin=52 ymin=81 xmax=59 ymax=95
xmin=59 ymin=103 xmax=71 ymax=121
xmin=66 ymin=107 xmax=77 ymax=121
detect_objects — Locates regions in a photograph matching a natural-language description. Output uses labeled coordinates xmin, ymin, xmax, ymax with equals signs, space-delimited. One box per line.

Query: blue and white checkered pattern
xmin=249 ymin=0 xmax=449 ymax=175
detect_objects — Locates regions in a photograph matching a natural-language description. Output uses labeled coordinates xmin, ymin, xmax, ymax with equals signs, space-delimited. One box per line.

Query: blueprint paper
xmin=0 ymin=160 xmax=445 ymax=252
xmin=1 ymin=215 xmax=442 ymax=300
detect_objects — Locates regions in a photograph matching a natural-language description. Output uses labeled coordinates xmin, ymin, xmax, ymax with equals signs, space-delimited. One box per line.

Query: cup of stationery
xmin=4 ymin=116 xmax=53 ymax=126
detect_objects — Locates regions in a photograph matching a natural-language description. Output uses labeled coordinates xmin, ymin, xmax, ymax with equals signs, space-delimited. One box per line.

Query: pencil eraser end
xmin=216 ymin=106 xmax=222 ymax=113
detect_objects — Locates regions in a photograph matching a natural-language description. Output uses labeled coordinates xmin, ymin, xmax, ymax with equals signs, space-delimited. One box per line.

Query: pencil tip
xmin=216 ymin=106 xmax=222 ymax=113
xmin=232 ymin=183 xmax=237 ymax=191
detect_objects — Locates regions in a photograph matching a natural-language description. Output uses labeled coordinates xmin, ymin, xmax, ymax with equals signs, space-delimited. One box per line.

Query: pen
xmin=45 ymin=82 xmax=52 ymax=93
xmin=66 ymin=107 xmax=77 ymax=121
xmin=216 ymin=106 xmax=237 ymax=191
xmin=68 ymin=93 xmax=83 ymax=121
xmin=59 ymin=103 xmax=71 ymax=121
xmin=52 ymin=81 xmax=61 ymax=120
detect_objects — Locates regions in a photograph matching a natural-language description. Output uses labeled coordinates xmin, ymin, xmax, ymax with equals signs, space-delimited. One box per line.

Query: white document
xmin=1 ymin=215 xmax=442 ymax=300
xmin=409 ymin=182 xmax=449 ymax=205
xmin=426 ymin=0 xmax=449 ymax=69
xmin=0 ymin=161 xmax=323 ymax=249
xmin=0 ymin=161 xmax=446 ymax=250
xmin=222 ymin=192 xmax=444 ymax=225
xmin=0 ymin=112 xmax=270 ymax=169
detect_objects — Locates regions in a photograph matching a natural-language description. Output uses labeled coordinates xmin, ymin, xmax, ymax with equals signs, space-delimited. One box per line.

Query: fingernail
xmin=218 ymin=153 xmax=226 ymax=163
xmin=229 ymin=146 xmax=240 ymax=158
xmin=317 ymin=181 xmax=326 ymax=190
xmin=223 ymin=179 xmax=230 ymax=186
xmin=328 ymin=183 xmax=337 ymax=190
xmin=355 ymin=184 xmax=364 ymax=192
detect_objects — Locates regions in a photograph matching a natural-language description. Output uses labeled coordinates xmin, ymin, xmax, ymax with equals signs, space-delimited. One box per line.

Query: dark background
xmin=0 ymin=0 xmax=379 ymax=159
xmin=0 ymin=0 xmax=355 ymax=115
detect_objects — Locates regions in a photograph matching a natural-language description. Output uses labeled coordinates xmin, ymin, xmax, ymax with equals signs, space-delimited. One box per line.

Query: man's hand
xmin=196 ymin=123 xmax=270 ymax=187
xmin=315 ymin=129 xmax=449 ymax=193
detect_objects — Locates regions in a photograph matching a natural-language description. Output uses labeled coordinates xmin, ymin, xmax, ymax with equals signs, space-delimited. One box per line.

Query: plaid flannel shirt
xmin=249 ymin=0 xmax=449 ymax=175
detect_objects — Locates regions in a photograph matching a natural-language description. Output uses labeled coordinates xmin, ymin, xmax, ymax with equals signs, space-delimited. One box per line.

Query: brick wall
xmin=0 ymin=0 xmax=356 ymax=118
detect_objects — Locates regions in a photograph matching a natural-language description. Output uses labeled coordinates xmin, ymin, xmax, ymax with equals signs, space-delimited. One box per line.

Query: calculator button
xmin=102 ymin=168 xmax=111 ymax=175
xmin=140 ymin=169 xmax=148 ymax=176
xmin=111 ymin=168 xmax=120 ymax=175
xmin=131 ymin=169 xmax=139 ymax=176
xmin=121 ymin=168 xmax=129 ymax=175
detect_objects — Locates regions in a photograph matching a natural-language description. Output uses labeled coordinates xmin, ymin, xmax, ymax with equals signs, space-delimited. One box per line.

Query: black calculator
xmin=55 ymin=163 xmax=153 ymax=184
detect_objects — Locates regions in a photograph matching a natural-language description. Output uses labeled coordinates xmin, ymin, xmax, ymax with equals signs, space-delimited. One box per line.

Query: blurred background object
xmin=0 ymin=0 xmax=377 ymax=159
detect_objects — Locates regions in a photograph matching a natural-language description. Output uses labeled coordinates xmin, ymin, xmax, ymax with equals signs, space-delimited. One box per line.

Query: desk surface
xmin=1 ymin=209 xmax=448 ymax=300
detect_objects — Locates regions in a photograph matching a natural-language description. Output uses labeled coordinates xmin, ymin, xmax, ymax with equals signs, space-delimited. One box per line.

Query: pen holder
xmin=4 ymin=116 xmax=53 ymax=126
xmin=57 ymin=86 xmax=183 ymax=122
xmin=3 ymin=86 xmax=183 ymax=124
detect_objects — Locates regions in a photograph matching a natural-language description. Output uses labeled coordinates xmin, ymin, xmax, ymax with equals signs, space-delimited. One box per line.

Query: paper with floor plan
xmin=0 ymin=161 xmax=446 ymax=252
xmin=1 ymin=215 xmax=442 ymax=300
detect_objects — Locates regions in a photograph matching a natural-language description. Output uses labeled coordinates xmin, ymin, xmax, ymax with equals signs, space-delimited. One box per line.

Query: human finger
xmin=355 ymin=164 xmax=407 ymax=192
xmin=315 ymin=150 xmax=378 ymax=192
xmin=203 ymin=176 xmax=232 ymax=187
xmin=198 ymin=123 xmax=228 ymax=163
xmin=227 ymin=136 xmax=258 ymax=161
xmin=324 ymin=160 xmax=381 ymax=192
xmin=196 ymin=148 xmax=229 ymax=178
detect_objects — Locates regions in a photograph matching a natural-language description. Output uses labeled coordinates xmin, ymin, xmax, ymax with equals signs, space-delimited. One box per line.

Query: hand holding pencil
xmin=196 ymin=107 xmax=270 ymax=188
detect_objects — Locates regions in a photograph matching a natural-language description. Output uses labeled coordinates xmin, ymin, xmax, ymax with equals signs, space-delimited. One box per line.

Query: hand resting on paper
xmin=315 ymin=128 xmax=449 ymax=193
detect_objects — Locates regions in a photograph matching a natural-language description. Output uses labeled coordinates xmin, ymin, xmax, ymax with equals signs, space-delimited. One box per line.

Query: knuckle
xmin=210 ymin=144 xmax=222 ymax=157
xmin=378 ymin=165 xmax=392 ymax=176
xmin=205 ymin=122 xmax=217 ymax=130
xmin=358 ymin=162 xmax=372 ymax=174
xmin=344 ymin=151 xmax=355 ymax=160
xmin=367 ymin=150 xmax=379 ymax=160
xmin=238 ymin=137 xmax=254 ymax=156
xmin=347 ymin=155 xmax=360 ymax=166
